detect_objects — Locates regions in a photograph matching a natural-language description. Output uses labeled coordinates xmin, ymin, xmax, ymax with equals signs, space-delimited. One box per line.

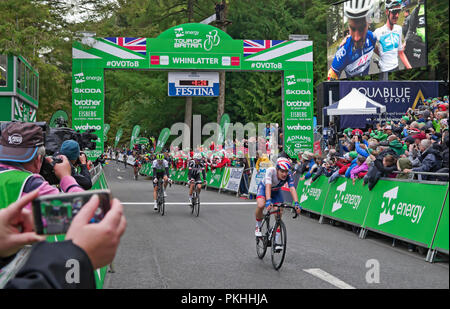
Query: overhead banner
xmin=72 ymin=22 xmax=313 ymax=160
xmin=338 ymin=81 xmax=439 ymax=128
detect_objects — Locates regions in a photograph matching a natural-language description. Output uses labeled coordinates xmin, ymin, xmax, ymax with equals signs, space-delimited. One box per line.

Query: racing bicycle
xmin=256 ymin=203 xmax=298 ymax=270
xmin=189 ymin=180 xmax=204 ymax=217
xmin=156 ymin=178 xmax=165 ymax=216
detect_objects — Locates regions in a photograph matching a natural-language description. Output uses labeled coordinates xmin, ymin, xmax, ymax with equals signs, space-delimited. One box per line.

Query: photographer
xmin=59 ymin=140 xmax=92 ymax=190
xmin=0 ymin=122 xmax=84 ymax=211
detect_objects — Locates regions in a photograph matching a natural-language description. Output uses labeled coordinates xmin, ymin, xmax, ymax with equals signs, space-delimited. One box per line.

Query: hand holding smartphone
xmin=32 ymin=190 xmax=112 ymax=235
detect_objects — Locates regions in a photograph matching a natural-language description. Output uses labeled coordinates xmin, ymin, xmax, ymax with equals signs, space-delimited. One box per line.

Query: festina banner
xmin=283 ymin=70 xmax=314 ymax=157
xmin=155 ymin=128 xmax=171 ymax=153
xmin=114 ymin=128 xmax=123 ymax=148
xmin=338 ymin=81 xmax=439 ymax=128
xmin=130 ymin=125 xmax=141 ymax=149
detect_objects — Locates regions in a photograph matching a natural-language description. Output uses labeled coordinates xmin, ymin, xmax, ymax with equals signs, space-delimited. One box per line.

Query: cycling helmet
xmin=385 ymin=0 xmax=402 ymax=10
xmin=343 ymin=0 xmax=374 ymax=20
xmin=276 ymin=158 xmax=291 ymax=171
xmin=156 ymin=153 xmax=164 ymax=160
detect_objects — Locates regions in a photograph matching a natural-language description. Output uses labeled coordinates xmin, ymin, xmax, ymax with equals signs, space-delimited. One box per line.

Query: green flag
xmin=155 ymin=128 xmax=170 ymax=153
xmin=104 ymin=124 xmax=110 ymax=142
xmin=114 ymin=128 xmax=123 ymax=148
xmin=217 ymin=113 xmax=230 ymax=146
xmin=130 ymin=125 xmax=141 ymax=149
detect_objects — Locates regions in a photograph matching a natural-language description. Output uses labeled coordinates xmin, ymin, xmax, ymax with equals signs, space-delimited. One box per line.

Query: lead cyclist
xmin=152 ymin=153 xmax=170 ymax=211
xmin=254 ymin=157 xmax=301 ymax=252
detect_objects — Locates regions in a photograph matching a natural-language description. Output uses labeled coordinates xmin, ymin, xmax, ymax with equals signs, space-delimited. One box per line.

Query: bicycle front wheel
xmin=271 ymin=220 xmax=287 ymax=270
xmin=256 ymin=216 xmax=270 ymax=259
xmin=193 ymin=193 xmax=200 ymax=217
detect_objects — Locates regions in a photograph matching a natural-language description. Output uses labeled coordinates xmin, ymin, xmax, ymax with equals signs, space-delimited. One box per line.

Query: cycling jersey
xmin=152 ymin=159 xmax=169 ymax=175
xmin=261 ymin=167 xmax=295 ymax=191
xmin=374 ymin=24 xmax=403 ymax=72
xmin=329 ymin=31 xmax=377 ymax=79
xmin=188 ymin=160 xmax=206 ymax=182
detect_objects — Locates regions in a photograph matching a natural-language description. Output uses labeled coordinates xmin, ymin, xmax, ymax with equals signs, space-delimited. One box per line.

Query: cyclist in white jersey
xmin=374 ymin=0 xmax=412 ymax=72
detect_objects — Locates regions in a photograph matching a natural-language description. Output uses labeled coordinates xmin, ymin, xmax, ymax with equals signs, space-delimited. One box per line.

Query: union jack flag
xmin=243 ymin=40 xmax=286 ymax=57
xmin=104 ymin=37 xmax=147 ymax=55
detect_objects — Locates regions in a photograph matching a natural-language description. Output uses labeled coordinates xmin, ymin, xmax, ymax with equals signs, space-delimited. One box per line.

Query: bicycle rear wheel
xmin=256 ymin=216 xmax=270 ymax=259
xmin=271 ymin=220 xmax=287 ymax=270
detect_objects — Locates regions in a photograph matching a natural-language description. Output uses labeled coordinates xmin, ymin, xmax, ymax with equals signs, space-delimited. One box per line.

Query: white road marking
xmin=117 ymin=176 xmax=124 ymax=180
xmin=303 ymin=268 xmax=356 ymax=289
xmin=122 ymin=202 xmax=256 ymax=205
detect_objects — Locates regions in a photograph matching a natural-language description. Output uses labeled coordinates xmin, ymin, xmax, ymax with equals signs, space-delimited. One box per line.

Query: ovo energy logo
xmin=331 ymin=181 xmax=362 ymax=213
xmin=378 ymin=186 xmax=426 ymax=225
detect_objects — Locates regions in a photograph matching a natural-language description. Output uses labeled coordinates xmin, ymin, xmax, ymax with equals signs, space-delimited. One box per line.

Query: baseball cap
xmin=0 ymin=122 xmax=44 ymax=163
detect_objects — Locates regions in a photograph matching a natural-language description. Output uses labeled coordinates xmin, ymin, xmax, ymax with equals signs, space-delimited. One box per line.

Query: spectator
xmin=1 ymin=190 xmax=126 ymax=289
xmin=60 ymin=140 xmax=92 ymax=190
xmin=350 ymin=155 xmax=369 ymax=184
xmin=396 ymin=157 xmax=413 ymax=180
xmin=404 ymin=139 xmax=442 ymax=180
xmin=0 ymin=122 xmax=84 ymax=211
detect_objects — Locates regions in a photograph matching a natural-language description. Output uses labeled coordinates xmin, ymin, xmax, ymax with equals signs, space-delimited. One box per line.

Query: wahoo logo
xmin=286 ymin=124 xmax=312 ymax=130
xmin=73 ymin=124 xmax=101 ymax=131
xmin=378 ymin=186 xmax=426 ymax=225
xmin=332 ymin=181 xmax=347 ymax=213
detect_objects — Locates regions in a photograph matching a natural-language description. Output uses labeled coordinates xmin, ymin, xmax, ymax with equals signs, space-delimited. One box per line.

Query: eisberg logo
xmin=74 ymin=99 xmax=101 ymax=106
xmin=74 ymin=88 xmax=102 ymax=94
xmin=8 ymin=133 xmax=23 ymax=145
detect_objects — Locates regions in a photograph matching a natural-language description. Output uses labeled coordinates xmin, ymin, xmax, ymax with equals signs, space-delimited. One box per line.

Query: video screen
xmin=327 ymin=0 xmax=427 ymax=80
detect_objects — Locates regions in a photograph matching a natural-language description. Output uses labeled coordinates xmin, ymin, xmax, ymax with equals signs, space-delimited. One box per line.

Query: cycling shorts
xmin=189 ymin=173 xmax=203 ymax=184
xmin=153 ymin=172 xmax=166 ymax=187
xmin=256 ymin=183 xmax=284 ymax=206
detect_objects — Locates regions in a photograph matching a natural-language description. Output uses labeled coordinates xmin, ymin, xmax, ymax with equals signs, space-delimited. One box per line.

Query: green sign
xmin=72 ymin=23 xmax=313 ymax=159
xmin=130 ymin=125 xmax=141 ymax=149
xmin=217 ymin=113 xmax=230 ymax=146
xmin=135 ymin=137 xmax=149 ymax=144
xmin=114 ymin=128 xmax=123 ymax=148
xmin=207 ymin=168 xmax=224 ymax=189
xmin=362 ymin=180 xmax=448 ymax=247
xmin=296 ymin=176 xmax=329 ymax=214
xmin=321 ymin=177 xmax=372 ymax=226
xmin=155 ymin=128 xmax=170 ymax=153
xmin=283 ymin=70 xmax=314 ymax=157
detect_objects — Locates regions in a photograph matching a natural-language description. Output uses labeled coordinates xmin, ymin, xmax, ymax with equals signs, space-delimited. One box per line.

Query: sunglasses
xmin=389 ymin=9 xmax=401 ymax=15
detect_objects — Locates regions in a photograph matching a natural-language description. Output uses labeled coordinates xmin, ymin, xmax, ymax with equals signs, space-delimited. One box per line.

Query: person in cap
xmin=0 ymin=122 xmax=84 ymax=210
xmin=59 ymin=140 xmax=92 ymax=190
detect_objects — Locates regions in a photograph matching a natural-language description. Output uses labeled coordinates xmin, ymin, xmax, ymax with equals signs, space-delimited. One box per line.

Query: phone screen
xmin=32 ymin=190 xmax=111 ymax=235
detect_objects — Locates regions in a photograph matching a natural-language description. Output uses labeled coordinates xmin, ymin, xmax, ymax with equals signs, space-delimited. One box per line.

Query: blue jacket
xmin=345 ymin=159 xmax=358 ymax=178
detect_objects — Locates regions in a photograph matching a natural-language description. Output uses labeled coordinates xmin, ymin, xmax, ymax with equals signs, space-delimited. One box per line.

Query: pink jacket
xmin=350 ymin=162 xmax=369 ymax=180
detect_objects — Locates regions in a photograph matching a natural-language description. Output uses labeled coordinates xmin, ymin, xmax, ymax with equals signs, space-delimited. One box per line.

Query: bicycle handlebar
xmin=270 ymin=203 xmax=299 ymax=219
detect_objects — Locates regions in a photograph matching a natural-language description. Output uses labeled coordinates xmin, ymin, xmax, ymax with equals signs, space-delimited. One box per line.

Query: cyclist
xmin=327 ymin=0 xmax=376 ymax=80
xmin=152 ymin=153 xmax=170 ymax=211
xmin=254 ymin=157 xmax=301 ymax=251
xmin=188 ymin=153 xmax=207 ymax=205
xmin=133 ymin=155 xmax=142 ymax=180
xmin=373 ymin=0 xmax=411 ymax=72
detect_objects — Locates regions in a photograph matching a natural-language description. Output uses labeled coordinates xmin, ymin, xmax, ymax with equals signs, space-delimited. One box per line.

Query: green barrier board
xmin=362 ymin=180 xmax=448 ymax=247
xmin=296 ymin=176 xmax=329 ymax=214
xmin=430 ymin=189 xmax=449 ymax=252
xmin=207 ymin=168 xmax=224 ymax=189
xmin=321 ymin=178 xmax=373 ymax=226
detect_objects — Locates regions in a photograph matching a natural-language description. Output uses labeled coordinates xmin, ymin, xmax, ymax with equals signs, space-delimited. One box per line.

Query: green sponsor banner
xmin=130 ymin=125 xmax=141 ymax=149
xmin=296 ymin=176 xmax=329 ymax=214
xmin=135 ymin=137 xmax=149 ymax=144
xmin=362 ymin=180 xmax=448 ymax=247
xmin=207 ymin=168 xmax=224 ymax=189
xmin=321 ymin=177 xmax=372 ymax=226
xmin=220 ymin=167 xmax=231 ymax=189
xmin=104 ymin=124 xmax=110 ymax=142
xmin=283 ymin=70 xmax=314 ymax=158
xmin=71 ymin=65 xmax=104 ymax=159
xmin=155 ymin=128 xmax=170 ymax=153
xmin=49 ymin=110 xmax=69 ymax=128
xmin=431 ymin=190 xmax=449 ymax=252
xmin=114 ymin=128 xmax=123 ymax=148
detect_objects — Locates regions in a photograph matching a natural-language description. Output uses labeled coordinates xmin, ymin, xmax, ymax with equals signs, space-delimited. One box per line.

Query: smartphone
xmin=32 ymin=190 xmax=112 ymax=235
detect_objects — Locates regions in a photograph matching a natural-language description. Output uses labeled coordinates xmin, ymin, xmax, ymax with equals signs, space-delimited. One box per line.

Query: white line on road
xmin=122 ymin=202 xmax=257 ymax=205
xmin=303 ymin=268 xmax=356 ymax=289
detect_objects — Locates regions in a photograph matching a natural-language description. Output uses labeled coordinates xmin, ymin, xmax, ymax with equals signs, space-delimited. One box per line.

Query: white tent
xmin=324 ymin=88 xmax=387 ymax=116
